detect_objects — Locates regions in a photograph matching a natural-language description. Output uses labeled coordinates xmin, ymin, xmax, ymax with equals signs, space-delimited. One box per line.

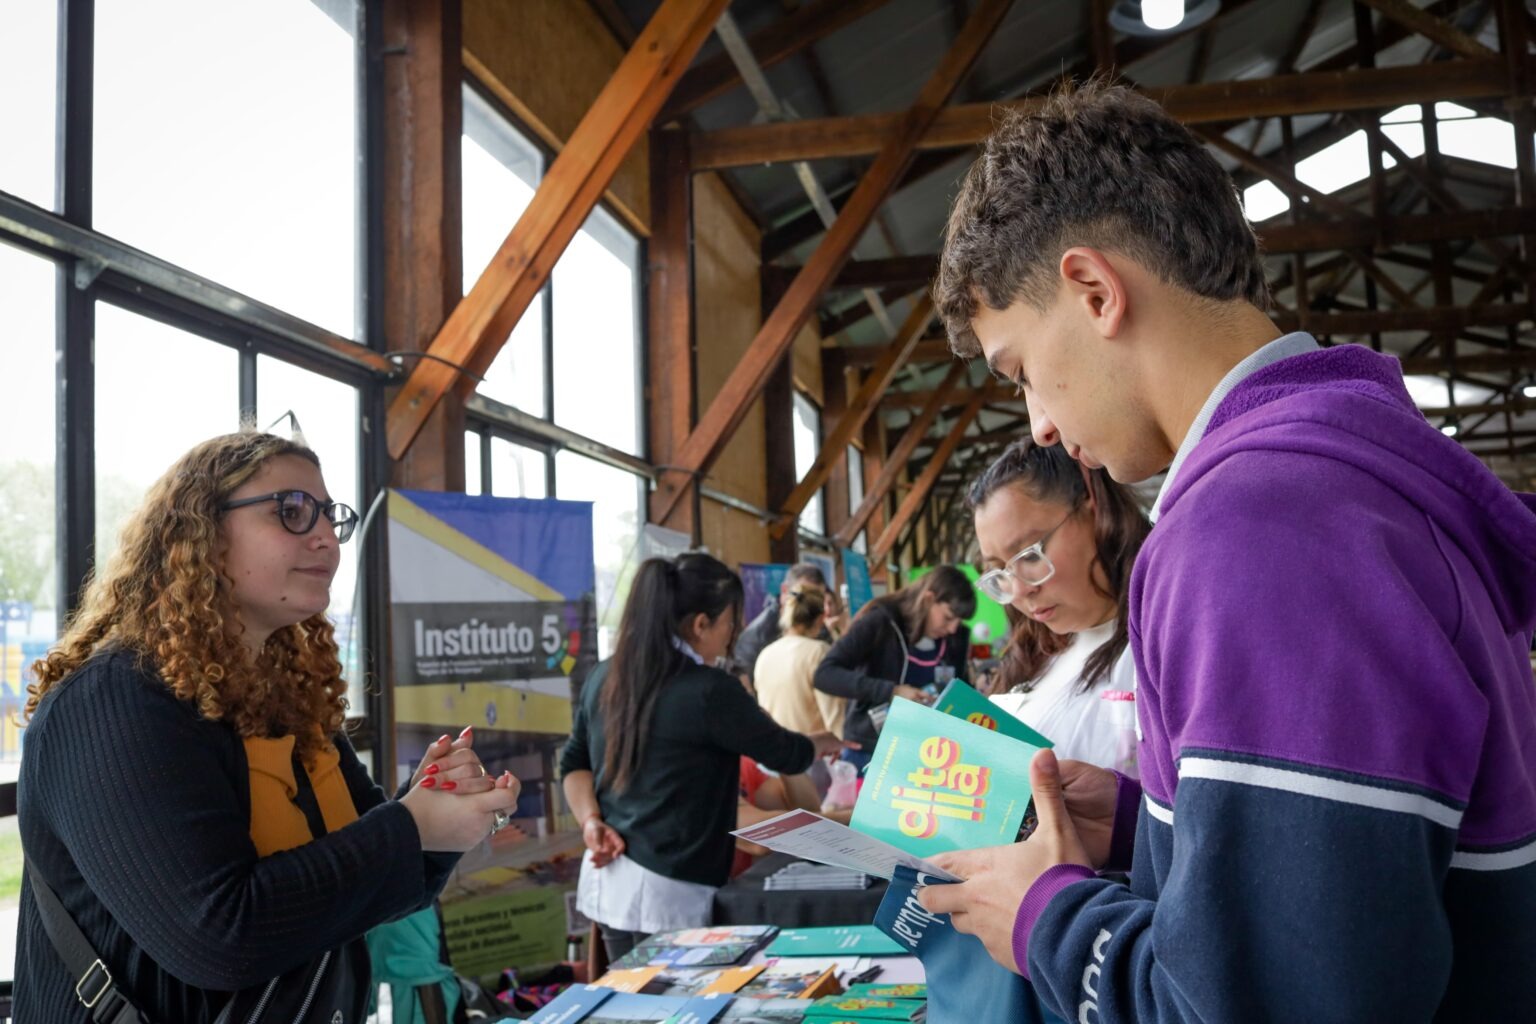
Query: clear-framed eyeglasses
xmin=975 ymin=509 xmax=1074 ymax=602
xmin=220 ymin=489 xmax=359 ymax=543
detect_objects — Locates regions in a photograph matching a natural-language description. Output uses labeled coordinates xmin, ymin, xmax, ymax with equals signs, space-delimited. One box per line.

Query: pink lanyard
xmin=907 ymin=638 xmax=947 ymax=668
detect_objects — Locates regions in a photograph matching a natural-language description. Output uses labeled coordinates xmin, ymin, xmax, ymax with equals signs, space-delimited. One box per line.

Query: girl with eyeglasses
xmin=969 ymin=438 xmax=1151 ymax=772
xmin=17 ymin=431 xmax=519 ymax=1023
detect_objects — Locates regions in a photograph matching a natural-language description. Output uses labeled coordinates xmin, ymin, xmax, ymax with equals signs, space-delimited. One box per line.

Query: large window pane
xmin=94 ymin=0 xmax=359 ymax=336
xmin=0 ymin=243 xmax=55 ymax=981
xmin=462 ymin=87 xmax=547 ymax=416
xmin=0 ymin=2 xmax=57 ymax=208
xmin=793 ymin=393 xmax=825 ymax=535
xmin=256 ymin=355 xmax=361 ymax=696
xmin=0 ymin=243 xmax=57 ymax=784
xmin=555 ymin=452 xmax=642 ymax=659
xmin=553 ymin=207 xmax=641 ymax=454
xmin=94 ymin=305 xmax=240 ymax=568
xmin=489 ymin=438 xmax=548 ymax=499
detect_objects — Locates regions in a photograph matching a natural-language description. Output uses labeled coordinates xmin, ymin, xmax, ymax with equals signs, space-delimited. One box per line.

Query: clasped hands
xmin=917 ymin=750 xmax=1117 ymax=974
xmin=401 ymin=726 xmax=522 ymax=852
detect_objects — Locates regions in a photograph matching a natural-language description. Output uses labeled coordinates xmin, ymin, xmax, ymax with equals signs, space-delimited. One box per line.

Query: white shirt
xmin=576 ymin=850 xmax=716 ymax=934
xmin=1150 ymin=331 xmax=1321 ymax=523
xmin=989 ymin=620 xmax=1139 ymax=774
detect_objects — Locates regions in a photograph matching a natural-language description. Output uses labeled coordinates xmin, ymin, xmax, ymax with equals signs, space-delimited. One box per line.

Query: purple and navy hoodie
xmin=1015 ymin=344 xmax=1536 ymax=1022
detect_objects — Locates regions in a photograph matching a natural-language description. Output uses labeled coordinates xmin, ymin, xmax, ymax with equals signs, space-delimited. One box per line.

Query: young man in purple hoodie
xmin=917 ymin=82 xmax=1536 ymax=1021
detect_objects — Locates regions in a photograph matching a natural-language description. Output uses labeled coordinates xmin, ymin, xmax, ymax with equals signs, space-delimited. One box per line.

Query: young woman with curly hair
xmin=16 ymin=431 xmax=520 ymax=1024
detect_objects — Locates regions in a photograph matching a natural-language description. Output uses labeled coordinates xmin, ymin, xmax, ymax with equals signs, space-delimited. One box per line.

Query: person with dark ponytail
xmin=813 ymin=565 xmax=977 ymax=770
xmin=559 ymin=553 xmax=847 ymax=961
xmin=969 ymin=439 xmax=1150 ymax=771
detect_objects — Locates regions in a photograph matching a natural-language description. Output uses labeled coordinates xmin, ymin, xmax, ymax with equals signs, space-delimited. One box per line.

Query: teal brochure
xmin=763 ymin=925 xmax=906 ymax=957
xmin=932 ymin=679 xmax=1054 ymax=749
xmin=852 ymin=697 xmax=1044 ymax=858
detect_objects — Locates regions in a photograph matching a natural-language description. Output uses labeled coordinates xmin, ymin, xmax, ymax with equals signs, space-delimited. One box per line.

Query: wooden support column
xmin=770 ymin=296 xmax=936 ymax=538
xmin=655 ymin=0 xmax=1015 ymax=525
xmin=646 ymin=127 xmax=699 ymax=539
xmin=822 ymin=348 xmax=853 ymax=541
xmin=871 ymin=386 xmax=993 ymax=562
xmin=860 ymin=415 xmax=889 ymax=564
xmin=383 ymin=0 xmax=464 ymax=491
xmin=838 ymin=362 xmax=967 ymax=546
xmin=386 ymin=0 xmax=729 ymax=461
xmin=764 ymin=360 xmax=800 ymax=564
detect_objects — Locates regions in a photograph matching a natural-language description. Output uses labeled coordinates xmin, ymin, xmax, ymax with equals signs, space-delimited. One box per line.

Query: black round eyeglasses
xmin=220 ymin=490 xmax=358 ymax=543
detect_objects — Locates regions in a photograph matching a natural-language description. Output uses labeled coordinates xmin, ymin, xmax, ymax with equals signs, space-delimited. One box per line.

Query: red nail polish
xmin=421 ymin=777 xmax=437 ymax=789
xmin=459 ymin=726 xmax=473 ymax=738
xmin=437 ymin=734 xmax=450 ymax=745
xmin=441 ymin=780 xmax=458 ymax=791
xmin=423 ymin=763 xmax=440 ymax=776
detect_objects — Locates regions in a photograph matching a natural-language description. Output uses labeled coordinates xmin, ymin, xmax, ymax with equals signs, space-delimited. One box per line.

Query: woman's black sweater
xmin=559 ymin=658 xmax=815 ymax=888
xmin=16 ymin=651 xmax=457 ymax=1023
xmin=813 ymin=603 xmax=970 ymax=750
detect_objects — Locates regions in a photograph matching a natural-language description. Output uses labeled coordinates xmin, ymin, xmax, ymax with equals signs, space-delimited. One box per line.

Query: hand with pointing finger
xmin=917 ymin=748 xmax=1093 ymax=973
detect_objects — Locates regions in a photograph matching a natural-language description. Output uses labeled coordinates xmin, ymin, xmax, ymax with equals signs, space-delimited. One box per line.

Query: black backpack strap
xmin=25 ymin=857 xmax=155 ymax=1024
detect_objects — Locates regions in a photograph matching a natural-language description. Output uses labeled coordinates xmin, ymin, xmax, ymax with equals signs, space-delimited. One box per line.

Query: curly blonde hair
xmin=26 ymin=431 xmax=348 ymax=763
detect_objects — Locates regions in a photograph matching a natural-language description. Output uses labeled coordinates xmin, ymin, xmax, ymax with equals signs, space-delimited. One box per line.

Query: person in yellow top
xmin=17 ymin=431 xmax=519 ymax=1024
xmin=753 ymin=584 xmax=846 ymax=739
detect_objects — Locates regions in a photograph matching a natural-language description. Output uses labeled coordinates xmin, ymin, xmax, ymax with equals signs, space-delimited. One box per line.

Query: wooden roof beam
xmin=1356 ymin=0 xmax=1498 ymax=61
xmin=661 ymin=0 xmax=897 ymax=120
xmin=819 ymin=286 xmax=923 ymax=337
xmin=386 ymin=0 xmax=728 ymax=460
xmin=653 ymin=0 xmax=1017 ymax=525
xmin=770 ymin=296 xmax=936 ymax=539
xmin=837 ymin=363 xmax=968 ymax=546
xmin=690 ymin=58 xmax=1513 ymax=169
xmin=871 ymin=385 xmax=996 ymax=561
xmin=1270 ymin=303 xmax=1529 ymax=335
xmin=764 ymin=253 xmax=937 ymax=295
xmin=843 ymin=338 xmax=954 ymax=367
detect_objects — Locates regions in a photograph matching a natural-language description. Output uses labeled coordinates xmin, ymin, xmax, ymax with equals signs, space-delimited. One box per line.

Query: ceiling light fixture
xmin=1108 ymin=0 xmax=1221 ymax=36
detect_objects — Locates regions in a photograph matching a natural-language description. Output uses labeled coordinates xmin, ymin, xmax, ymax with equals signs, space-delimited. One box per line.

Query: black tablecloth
xmin=711 ymin=852 xmax=890 ymax=927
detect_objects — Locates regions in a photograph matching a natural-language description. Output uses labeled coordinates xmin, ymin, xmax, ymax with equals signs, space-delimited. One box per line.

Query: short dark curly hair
xmin=935 ymin=80 xmax=1270 ymax=357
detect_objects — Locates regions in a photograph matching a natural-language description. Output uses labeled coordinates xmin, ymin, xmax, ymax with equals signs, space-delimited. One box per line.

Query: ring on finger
xmin=490 ymin=809 xmax=511 ymax=835
xmin=476 ymin=763 xmax=488 ymax=778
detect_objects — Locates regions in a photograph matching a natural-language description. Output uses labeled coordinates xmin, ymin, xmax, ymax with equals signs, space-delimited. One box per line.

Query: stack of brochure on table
xmin=763 ymin=860 xmax=872 ymax=892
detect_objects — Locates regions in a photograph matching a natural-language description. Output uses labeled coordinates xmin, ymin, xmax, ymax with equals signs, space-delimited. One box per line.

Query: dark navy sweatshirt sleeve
xmin=28 ymin=657 xmax=440 ymax=991
xmin=1015 ymin=452 xmax=1488 ymax=1022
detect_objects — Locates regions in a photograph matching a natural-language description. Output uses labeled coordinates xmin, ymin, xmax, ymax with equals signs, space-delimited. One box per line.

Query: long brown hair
xmin=26 ymin=431 xmax=347 ymax=763
xmin=600 ymin=553 xmax=743 ymax=793
xmin=860 ymin=565 xmax=977 ymax=645
xmin=968 ymin=439 xmax=1150 ymax=694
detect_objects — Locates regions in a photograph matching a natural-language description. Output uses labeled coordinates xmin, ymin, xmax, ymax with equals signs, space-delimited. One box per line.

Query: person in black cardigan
xmin=813 ymin=566 xmax=977 ymax=769
xmin=17 ymin=431 xmax=520 ymax=1023
xmin=561 ymin=553 xmax=848 ymax=961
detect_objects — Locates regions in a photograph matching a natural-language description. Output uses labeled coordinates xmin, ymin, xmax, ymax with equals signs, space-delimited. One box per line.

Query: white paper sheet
xmin=730 ymin=810 xmax=960 ymax=882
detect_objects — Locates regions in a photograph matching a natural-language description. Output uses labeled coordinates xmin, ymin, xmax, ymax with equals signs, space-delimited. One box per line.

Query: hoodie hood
xmin=1163 ymin=344 xmax=1536 ymax=633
